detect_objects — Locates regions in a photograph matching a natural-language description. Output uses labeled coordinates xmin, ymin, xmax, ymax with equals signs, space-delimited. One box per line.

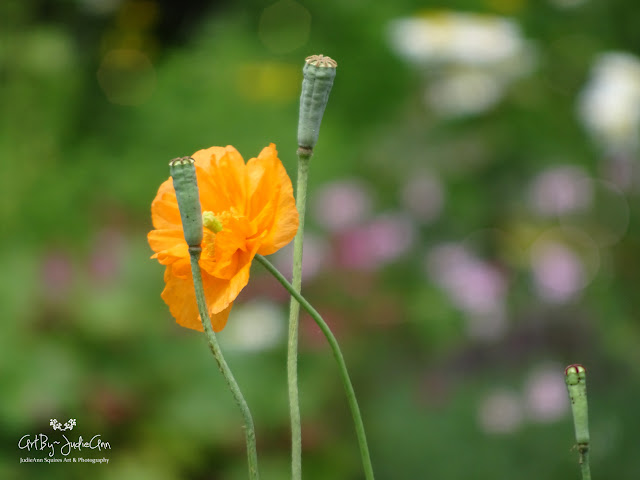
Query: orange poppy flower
xmin=148 ymin=144 xmax=299 ymax=331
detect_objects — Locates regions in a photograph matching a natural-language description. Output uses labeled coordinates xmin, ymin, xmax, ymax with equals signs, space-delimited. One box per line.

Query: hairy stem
xmin=287 ymin=150 xmax=310 ymax=480
xmin=189 ymin=249 xmax=259 ymax=480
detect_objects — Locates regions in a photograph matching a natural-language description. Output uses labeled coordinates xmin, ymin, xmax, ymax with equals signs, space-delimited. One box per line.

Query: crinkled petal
xmin=148 ymin=229 xmax=191 ymax=278
xmin=246 ymin=143 xmax=299 ymax=255
xmin=206 ymin=247 xmax=256 ymax=310
xmin=192 ymin=146 xmax=248 ymax=215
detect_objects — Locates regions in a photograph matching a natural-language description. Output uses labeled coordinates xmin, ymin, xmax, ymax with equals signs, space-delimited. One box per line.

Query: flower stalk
xmin=256 ymin=254 xmax=374 ymax=480
xmin=288 ymin=54 xmax=337 ymax=480
xmin=286 ymin=150 xmax=308 ymax=480
xmin=169 ymin=157 xmax=259 ymax=480
xmin=565 ymin=364 xmax=591 ymax=480
xmin=189 ymin=250 xmax=259 ymax=480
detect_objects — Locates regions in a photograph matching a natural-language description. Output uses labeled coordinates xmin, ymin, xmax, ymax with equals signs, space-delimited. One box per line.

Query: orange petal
xmin=202 ymin=248 xmax=255 ymax=311
xmin=151 ymin=178 xmax=181 ymax=230
xmin=209 ymin=303 xmax=233 ymax=332
xmin=148 ymin=229 xmax=186 ymax=257
xmin=161 ymin=266 xmax=234 ymax=332
xmin=246 ymin=144 xmax=299 ymax=255
xmin=192 ymin=146 xmax=248 ymax=215
xmin=148 ymin=229 xmax=191 ymax=277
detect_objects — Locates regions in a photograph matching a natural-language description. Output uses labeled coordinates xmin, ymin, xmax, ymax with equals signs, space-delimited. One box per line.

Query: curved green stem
xmin=189 ymin=249 xmax=259 ymax=480
xmin=287 ymin=150 xmax=310 ymax=480
xmin=256 ymin=254 xmax=375 ymax=480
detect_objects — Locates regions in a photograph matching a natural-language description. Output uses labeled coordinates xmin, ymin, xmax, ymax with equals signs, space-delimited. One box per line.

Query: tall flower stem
xmin=189 ymin=249 xmax=259 ymax=480
xmin=287 ymin=149 xmax=310 ymax=480
xmin=256 ymin=254 xmax=375 ymax=480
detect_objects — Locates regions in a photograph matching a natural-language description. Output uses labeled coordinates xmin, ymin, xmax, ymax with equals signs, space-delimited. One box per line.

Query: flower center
xmin=202 ymin=211 xmax=223 ymax=257
xmin=202 ymin=211 xmax=223 ymax=233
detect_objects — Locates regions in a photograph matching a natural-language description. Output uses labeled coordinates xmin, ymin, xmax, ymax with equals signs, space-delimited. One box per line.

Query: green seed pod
xmin=297 ymin=54 xmax=337 ymax=150
xmin=169 ymin=156 xmax=203 ymax=248
xmin=565 ymin=364 xmax=589 ymax=445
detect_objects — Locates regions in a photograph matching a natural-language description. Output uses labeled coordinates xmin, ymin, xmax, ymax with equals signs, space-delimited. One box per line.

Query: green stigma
xmin=202 ymin=211 xmax=223 ymax=233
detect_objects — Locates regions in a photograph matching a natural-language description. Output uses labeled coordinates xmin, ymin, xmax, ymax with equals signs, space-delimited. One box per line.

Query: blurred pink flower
xmin=524 ymin=365 xmax=569 ymax=422
xmin=531 ymin=242 xmax=584 ymax=303
xmin=426 ymin=243 xmax=508 ymax=340
xmin=400 ymin=171 xmax=445 ymax=224
xmin=89 ymin=228 xmax=125 ymax=284
xmin=426 ymin=244 xmax=507 ymax=315
xmin=312 ymin=179 xmax=373 ymax=232
xmin=529 ymin=166 xmax=592 ymax=216
xmin=337 ymin=213 xmax=415 ymax=270
xmin=41 ymin=251 xmax=74 ymax=301
xmin=273 ymin=232 xmax=329 ymax=281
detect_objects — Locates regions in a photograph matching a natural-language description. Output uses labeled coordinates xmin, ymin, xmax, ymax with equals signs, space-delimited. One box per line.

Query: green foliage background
xmin=2 ymin=0 xmax=640 ymax=478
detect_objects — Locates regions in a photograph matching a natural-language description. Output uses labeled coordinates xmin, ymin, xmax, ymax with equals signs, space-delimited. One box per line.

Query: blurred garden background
xmin=3 ymin=0 xmax=640 ymax=478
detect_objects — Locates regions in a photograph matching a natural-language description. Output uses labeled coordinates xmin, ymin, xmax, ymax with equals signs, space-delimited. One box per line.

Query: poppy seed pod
xmin=565 ymin=364 xmax=589 ymax=445
xmin=169 ymin=156 xmax=203 ymax=248
xmin=297 ymin=54 xmax=337 ymax=150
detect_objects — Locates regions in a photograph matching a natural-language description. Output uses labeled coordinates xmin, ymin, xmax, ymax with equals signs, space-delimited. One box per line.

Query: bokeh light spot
xmin=236 ymin=62 xmax=300 ymax=102
xmin=478 ymin=389 xmax=523 ymax=434
xmin=258 ymin=0 xmax=311 ymax=54
xmin=23 ymin=28 xmax=76 ymax=75
xmin=559 ymin=179 xmax=629 ymax=247
xmin=529 ymin=165 xmax=592 ymax=217
xmin=97 ymin=49 xmax=155 ymax=105
xmin=530 ymin=227 xmax=600 ymax=303
xmin=116 ymin=0 xmax=158 ymax=30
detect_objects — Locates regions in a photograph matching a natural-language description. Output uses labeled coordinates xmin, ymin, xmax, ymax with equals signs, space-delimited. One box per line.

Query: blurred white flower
xmin=388 ymin=11 xmax=535 ymax=116
xmin=220 ymin=300 xmax=285 ymax=352
xmin=578 ymin=52 xmax=640 ymax=151
xmin=478 ymin=389 xmax=523 ymax=434
xmin=389 ymin=13 xmax=524 ymax=66
xmin=426 ymin=69 xmax=504 ymax=116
